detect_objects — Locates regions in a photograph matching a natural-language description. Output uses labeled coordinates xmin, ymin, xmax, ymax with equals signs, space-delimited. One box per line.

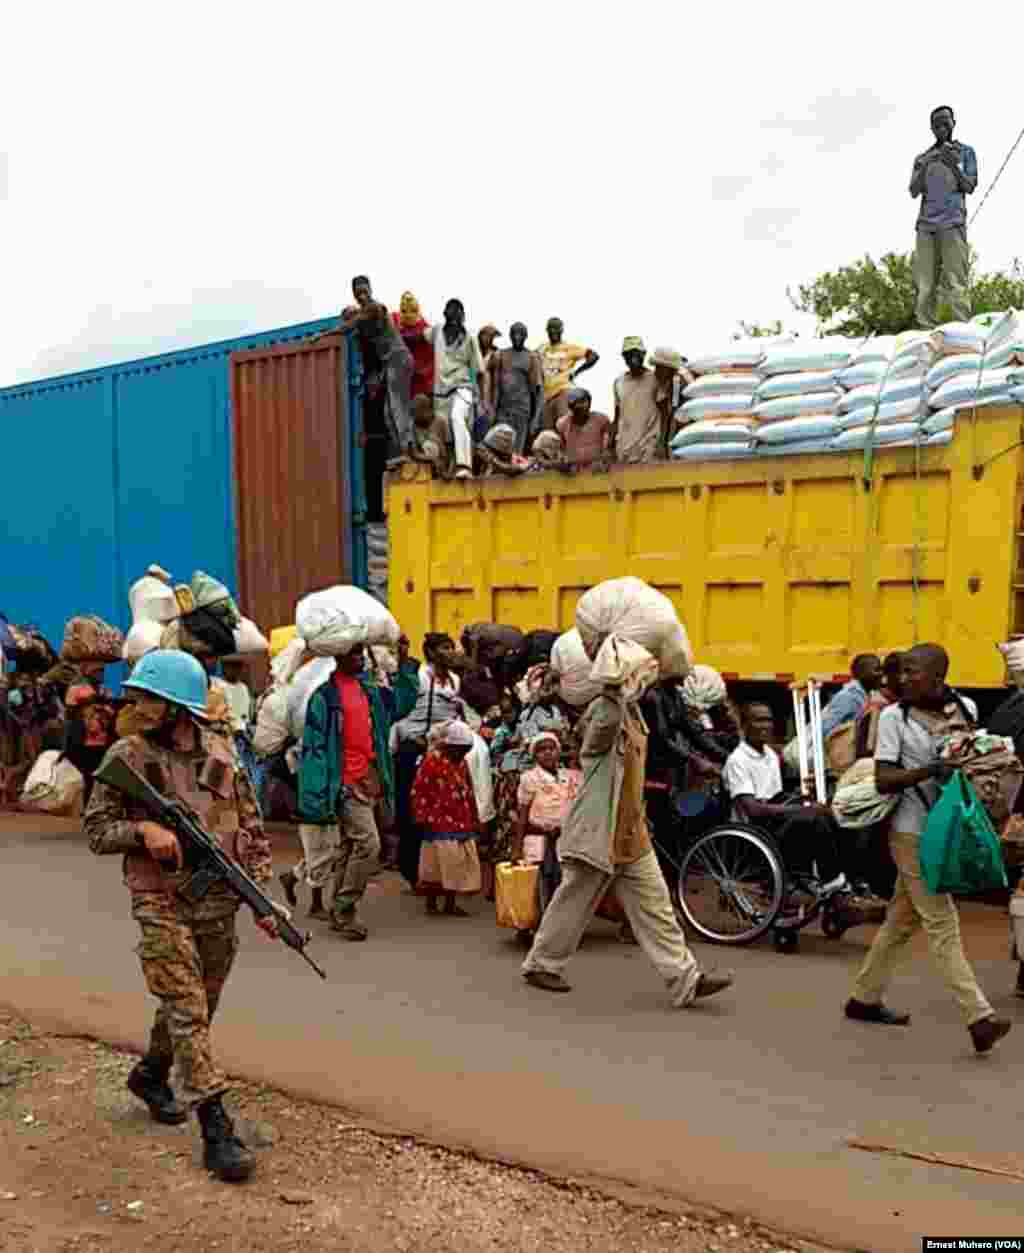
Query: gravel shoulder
xmin=0 ymin=1008 xmax=837 ymax=1253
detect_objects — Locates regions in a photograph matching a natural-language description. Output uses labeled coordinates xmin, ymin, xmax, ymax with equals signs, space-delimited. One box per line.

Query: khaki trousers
xmin=852 ymin=829 xmax=992 ymax=1026
xmin=522 ymin=851 xmax=701 ymax=1007
xmin=914 ymin=227 xmax=970 ymax=328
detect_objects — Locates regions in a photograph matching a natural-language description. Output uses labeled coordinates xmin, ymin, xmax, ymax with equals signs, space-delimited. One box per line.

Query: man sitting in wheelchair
xmin=723 ymin=704 xmax=886 ymax=930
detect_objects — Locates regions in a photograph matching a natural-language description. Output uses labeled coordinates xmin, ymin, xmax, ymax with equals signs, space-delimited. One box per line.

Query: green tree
xmin=789 ymin=251 xmax=1024 ymax=337
xmin=733 ymin=319 xmax=785 ymax=340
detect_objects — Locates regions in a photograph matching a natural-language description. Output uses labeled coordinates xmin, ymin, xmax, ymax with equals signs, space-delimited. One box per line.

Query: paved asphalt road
xmin=2 ymin=815 xmax=1023 ymax=1252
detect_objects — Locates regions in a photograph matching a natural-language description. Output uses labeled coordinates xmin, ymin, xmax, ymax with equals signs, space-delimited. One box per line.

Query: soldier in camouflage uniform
xmin=85 ymin=650 xmax=282 ymax=1183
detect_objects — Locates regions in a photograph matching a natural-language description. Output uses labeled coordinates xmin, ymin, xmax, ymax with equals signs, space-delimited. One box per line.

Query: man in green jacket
xmin=298 ymin=644 xmax=394 ymax=941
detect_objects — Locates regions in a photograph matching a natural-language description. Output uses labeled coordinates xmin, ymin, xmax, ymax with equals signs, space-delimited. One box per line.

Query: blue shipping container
xmin=0 ymin=317 xmax=339 ymax=659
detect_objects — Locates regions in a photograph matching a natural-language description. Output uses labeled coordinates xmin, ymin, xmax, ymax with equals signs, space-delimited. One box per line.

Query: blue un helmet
xmin=124 ymin=649 xmax=209 ymax=719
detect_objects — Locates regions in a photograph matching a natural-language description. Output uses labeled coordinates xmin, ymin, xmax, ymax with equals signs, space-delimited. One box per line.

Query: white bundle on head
xmin=590 ymin=635 xmax=658 ymax=700
xmin=432 ymin=719 xmax=475 ymax=748
xmin=575 ymin=576 xmax=692 ymax=679
xmin=682 ymin=664 xmax=727 ymax=711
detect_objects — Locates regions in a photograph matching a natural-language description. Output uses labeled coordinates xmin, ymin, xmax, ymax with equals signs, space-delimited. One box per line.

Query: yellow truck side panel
xmin=387 ymin=407 xmax=1024 ymax=690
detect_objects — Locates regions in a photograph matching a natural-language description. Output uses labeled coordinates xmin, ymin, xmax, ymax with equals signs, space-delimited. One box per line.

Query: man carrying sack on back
xmin=298 ymin=640 xmax=392 ymax=941
xmin=521 ymin=635 xmax=734 ymax=1008
xmin=844 ymin=644 xmax=1011 ymax=1054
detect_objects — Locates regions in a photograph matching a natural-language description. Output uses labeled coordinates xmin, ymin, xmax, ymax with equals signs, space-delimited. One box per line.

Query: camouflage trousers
xmin=131 ymin=889 xmax=239 ymax=1110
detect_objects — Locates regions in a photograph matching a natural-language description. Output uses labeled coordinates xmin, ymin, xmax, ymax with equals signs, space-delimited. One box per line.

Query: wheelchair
xmin=647 ymin=780 xmax=869 ymax=952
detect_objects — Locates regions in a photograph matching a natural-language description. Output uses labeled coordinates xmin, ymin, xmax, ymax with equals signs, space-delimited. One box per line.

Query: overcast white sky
xmin=3 ymin=2 xmax=1022 ymax=410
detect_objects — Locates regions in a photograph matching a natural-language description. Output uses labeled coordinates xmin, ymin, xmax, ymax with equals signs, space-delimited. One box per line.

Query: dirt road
xmin=2 ymin=815 xmax=1023 ymax=1252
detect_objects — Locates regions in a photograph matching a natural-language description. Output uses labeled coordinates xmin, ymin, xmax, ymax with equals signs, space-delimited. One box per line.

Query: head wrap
xmin=590 ymin=634 xmax=658 ymax=701
xmin=622 ymin=335 xmax=646 ymax=354
xmin=532 ymin=431 xmax=563 ymax=462
xmin=682 ymin=664 xmax=727 ymax=712
xmin=399 ymin=291 xmax=424 ymax=328
xmin=483 ymin=424 xmax=517 ymax=457
xmin=566 ymin=388 xmax=590 ymax=406
xmin=436 ymin=719 xmax=474 ymax=748
xmin=529 ymin=731 xmax=561 ymax=756
xmin=649 ymin=346 xmax=682 ymax=371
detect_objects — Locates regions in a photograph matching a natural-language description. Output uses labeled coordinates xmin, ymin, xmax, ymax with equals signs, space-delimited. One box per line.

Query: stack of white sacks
xmin=671 ymin=311 xmax=1024 ymax=464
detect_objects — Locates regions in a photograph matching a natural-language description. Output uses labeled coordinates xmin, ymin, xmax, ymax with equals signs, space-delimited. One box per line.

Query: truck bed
xmin=387 ymin=406 xmax=1024 ymax=691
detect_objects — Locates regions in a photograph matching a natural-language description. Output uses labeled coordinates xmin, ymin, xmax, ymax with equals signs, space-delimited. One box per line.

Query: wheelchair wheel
xmin=677 ymin=824 xmax=785 ymax=945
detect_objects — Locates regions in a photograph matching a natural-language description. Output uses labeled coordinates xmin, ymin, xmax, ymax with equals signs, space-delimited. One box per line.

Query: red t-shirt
xmin=335 ymin=673 xmax=373 ymax=786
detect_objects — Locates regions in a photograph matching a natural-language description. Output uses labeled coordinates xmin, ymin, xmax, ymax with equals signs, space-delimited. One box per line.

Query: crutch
xmin=808 ymin=679 xmax=827 ymax=804
xmin=791 ymin=685 xmax=811 ymax=799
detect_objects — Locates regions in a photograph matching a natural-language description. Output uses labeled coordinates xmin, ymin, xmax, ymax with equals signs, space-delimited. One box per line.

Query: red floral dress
xmin=411 ymin=750 xmax=481 ymax=895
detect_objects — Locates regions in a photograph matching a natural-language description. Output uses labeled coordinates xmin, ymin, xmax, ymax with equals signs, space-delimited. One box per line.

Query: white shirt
xmin=723 ymin=740 xmax=783 ymax=821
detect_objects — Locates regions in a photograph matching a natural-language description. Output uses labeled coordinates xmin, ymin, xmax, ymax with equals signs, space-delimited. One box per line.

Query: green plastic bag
xmin=919 ymin=770 xmax=1008 ymax=895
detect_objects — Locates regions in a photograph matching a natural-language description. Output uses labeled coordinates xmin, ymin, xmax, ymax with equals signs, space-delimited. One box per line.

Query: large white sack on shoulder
xmin=835 ymin=397 xmax=925 ymax=431
xmin=122 ymin=620 xmax=165 ymax=663
xmin=672 ymin=418 xmax=756 ymax=448
xmin=830 ymin=422 xmax=922 ymax=451
xmin=930 ymin=366 xmax=1016 ymax=410
xmin=21 ymin=751 xmax=84 ymax=815
xmin=252 ymin=687 xmax=291 ymax=758
xmin=755 ymin=371 xmax=839 ymax=401
xmin=755 ymin=415 xmax=840 ymax=444
xmin=286 ymin=657 xmax=337 ymax=739
xmin=839 ymin=375 xmax=926 ymax=413
xmin=673 ymin=441 xmax=755 ymax=461
xmin=233 ymin=617 xmax=269 ymax=655
xmin=129 ymin=571 xmax=178 ymax=625
xmin=575 ymin=577 xmax=692 ymax=678
xmin=682 ymin=372 xmax=761 ymax=400
xmin=678 ymin=393 xmax=754 ymax=421
xmin=295 ymin=587 xmax=370 ymax=656
xmin=550 ymin=629 xmax=604 ymax=708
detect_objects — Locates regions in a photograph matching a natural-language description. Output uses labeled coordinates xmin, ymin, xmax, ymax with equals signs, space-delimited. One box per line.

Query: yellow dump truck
xmin=387 ymin=405 xmax=1024 ymax=696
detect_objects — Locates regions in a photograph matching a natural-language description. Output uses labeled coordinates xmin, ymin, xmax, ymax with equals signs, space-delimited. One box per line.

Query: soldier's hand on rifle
xmin=139 ymin=821 xmax=183 ymax=869
xmin=255 ymin=901 xmax=292 ymax=940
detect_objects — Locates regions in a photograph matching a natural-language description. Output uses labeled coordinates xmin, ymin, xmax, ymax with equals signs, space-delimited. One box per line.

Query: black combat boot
xmin=126 ymin=1057 xmax=187 ymax=1125
xmin=196 ymin=1097 xmax=255 ymax=1182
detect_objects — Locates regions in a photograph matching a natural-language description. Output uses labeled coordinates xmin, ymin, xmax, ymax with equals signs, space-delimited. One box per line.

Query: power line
xmin=970 ymin=121 xmax=1024 ymax=227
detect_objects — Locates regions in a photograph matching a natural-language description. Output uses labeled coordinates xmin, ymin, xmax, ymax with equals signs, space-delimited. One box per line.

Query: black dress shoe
xmin=969 ymin=1016 xmax=1012 ymax=1055
xmin=844 ymin=998 xmax=911 ymax=1026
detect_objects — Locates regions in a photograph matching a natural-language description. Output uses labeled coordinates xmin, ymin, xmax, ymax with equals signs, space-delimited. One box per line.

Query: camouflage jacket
xmin=85 ymin=728 xmax=272 ymax=893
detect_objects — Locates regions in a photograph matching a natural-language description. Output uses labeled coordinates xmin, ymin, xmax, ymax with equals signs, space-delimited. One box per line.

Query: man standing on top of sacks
xmin=298 ymin=640 xmax=392 ymax=941
xmin=85 ymin=650 xmax=285 ymax=1183
xmin=910 ymin=106 xmax=977 ymax=327
xmin=521 ymin=633 xmax=734 ymax=1007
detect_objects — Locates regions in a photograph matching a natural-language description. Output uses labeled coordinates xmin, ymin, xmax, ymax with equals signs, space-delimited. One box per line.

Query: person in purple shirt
xmin=910 ymin=106 xmax=978 ymax=328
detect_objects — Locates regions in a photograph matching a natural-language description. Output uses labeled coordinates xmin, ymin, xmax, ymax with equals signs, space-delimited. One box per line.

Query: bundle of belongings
xmin=574 ymin=576 xmax=693 ymax=680
xmin=123 ymin=565 xmax=269 ymax=665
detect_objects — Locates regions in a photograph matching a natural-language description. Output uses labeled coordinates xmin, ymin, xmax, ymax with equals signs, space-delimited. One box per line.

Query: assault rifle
xmin=95 ymin=755 xmax=327 ymax=979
